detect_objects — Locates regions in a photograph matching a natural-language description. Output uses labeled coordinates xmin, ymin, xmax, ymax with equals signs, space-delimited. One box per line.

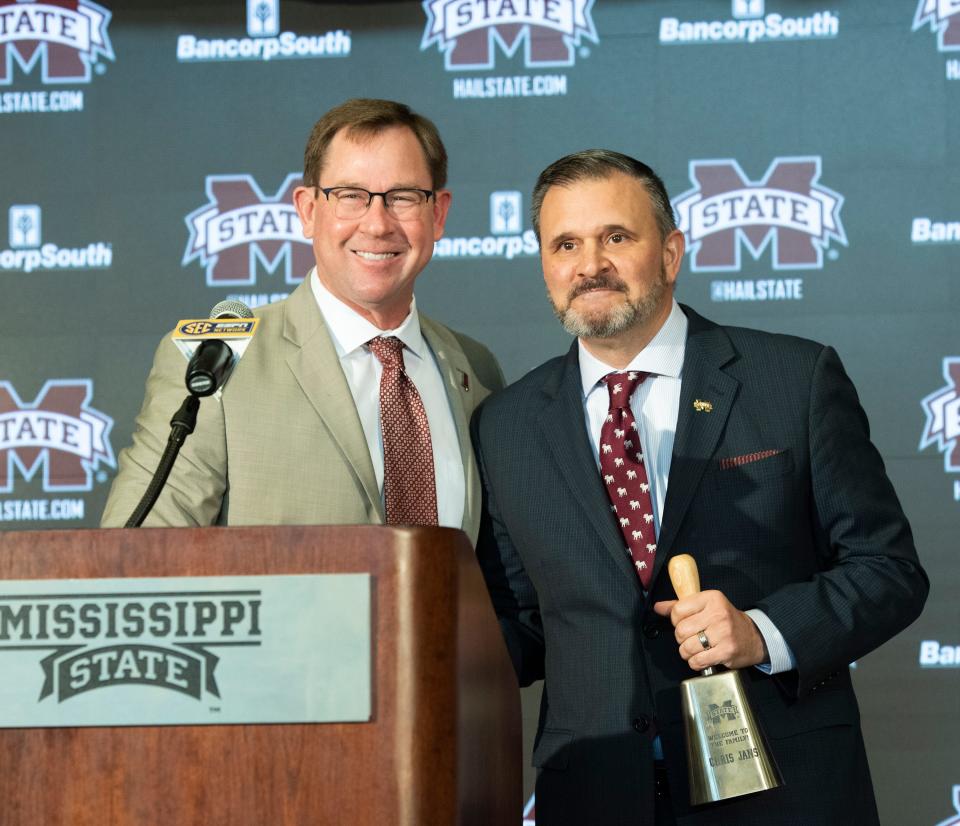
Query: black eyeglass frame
xmin=315 ymin=185 xmax=436 ymax=213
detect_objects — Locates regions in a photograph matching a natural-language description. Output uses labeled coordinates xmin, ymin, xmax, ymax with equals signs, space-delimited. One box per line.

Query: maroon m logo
xmin=182 ymin=174 xmax=314 ymax=286
xmin=913 ymin=0 xmax=960 ymax=52
xmin=673 ymin=157 xmax=847 ymax=272
xmin=0 ymin=380 xmax=114 ymax=492
xmin=920 ymin=358 xmax=960 ymax=471
xmin=0 ymin=0 xmax=115 ymax=84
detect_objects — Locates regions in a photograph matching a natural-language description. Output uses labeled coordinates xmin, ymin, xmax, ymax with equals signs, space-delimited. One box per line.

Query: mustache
xmin=568 ymin=275 xmax=629 ymax=301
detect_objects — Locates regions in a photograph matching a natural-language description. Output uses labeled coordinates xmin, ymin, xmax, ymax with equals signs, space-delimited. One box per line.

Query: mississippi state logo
xmin=914 ymin=0 xmax=960 ymax=52
xmin=0 ymin=0 xmax=115 ymax=84
xmin=522 ymin=794 xmax=536 ymax=826
xmin=421 ymin=0 xmax=598 ymax=69
xmin=0 ymin=379 xmax=115 ymax=493
xmin=707 ymin=699 xmax=740 ymax=724
xmin=673 ymin=157 xmax=847 ymax=272
xmin=920 ymin=357 xmax=960 ymax=472
xmin=0 ymin=588 xmax=261 ymax=703
xmin=935 ymin=786 xmax=960 ymax=826
xmin=183 ymin=174 xmax=313 ymax=286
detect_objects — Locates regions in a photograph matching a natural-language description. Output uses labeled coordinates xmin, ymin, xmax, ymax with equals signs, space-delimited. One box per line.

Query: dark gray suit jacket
xmin=472 ymin=305 xmax=927 ymax=826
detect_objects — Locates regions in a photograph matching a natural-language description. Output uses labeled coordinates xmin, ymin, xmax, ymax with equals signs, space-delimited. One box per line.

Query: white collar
xmin=578 ymin=299 xmax=688 ymax=397
xmin=309 ymin=267 xmax=427 ymax=360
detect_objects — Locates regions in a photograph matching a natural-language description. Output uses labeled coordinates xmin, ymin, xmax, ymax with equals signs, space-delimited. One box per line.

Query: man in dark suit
xmin=472 ymin=150 xmax=928 ymax=825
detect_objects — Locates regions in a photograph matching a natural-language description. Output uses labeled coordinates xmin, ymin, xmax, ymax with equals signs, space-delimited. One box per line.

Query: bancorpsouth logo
xmin=920 ymin=357 xmax=960 ymax=476
xmin=0 ymin=589 xmax=261 ymax=702
xmin=177 ymin=0 xmax=350 ymax=63
xmin=0 ymin=0 xmax=114 ymax=114
xmin=920 ymin=640 xmax=960 ymax=668
xmin=1 ymin=204 xmax=113 ymax=272
xmin=660 ymin=0 xmax=838 ymax=45
xmin=0 ymin=379 xmax=115 ymax=494
xmin=183 ymin=174 xmax=313 ymax=286
xmin=434 ymin=190 xmax=538 ymax=260
xmin=673 ymin=157 xmax=847 ymax=273
xmin=421 ymin=0 xmax=597 ymax=99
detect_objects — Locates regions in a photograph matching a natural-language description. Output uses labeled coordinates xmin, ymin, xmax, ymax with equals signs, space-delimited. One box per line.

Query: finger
xmin=652 ymin=600 xmax=676 ymax=617
xmin=678 ymin=634 xmax=707 ymax=662
xmin=687 ymin=648 xmax=721 ymax=672
xmin=668 ymin=593 xmax=709 ymax=623
xmin=675 ymin=612 xmax=726 ymax=645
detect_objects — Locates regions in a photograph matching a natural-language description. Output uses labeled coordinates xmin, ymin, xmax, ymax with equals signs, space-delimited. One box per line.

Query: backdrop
xmin=2 ymin=1 xmax=957 ymax=823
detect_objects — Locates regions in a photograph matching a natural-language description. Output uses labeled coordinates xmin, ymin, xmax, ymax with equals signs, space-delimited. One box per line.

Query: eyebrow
xmin=325 ymin=181 xmax=430 ymax=190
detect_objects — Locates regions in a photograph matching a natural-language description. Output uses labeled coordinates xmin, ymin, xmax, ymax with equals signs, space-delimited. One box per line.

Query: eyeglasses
xmin=316 ymin=186 xmax=435 ymax=221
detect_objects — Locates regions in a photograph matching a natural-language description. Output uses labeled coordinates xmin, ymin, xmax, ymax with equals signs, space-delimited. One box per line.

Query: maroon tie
xmin=599 ymin=371 xmax=656 ymax=588
xmin=367 ymin=336 xmax=439 ymax=526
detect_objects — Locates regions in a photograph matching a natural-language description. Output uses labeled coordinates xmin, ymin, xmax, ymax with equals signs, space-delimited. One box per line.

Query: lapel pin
xmin=461 ymin=372 xmax=470 ymax=392
xmin=693 ymin=399 xmax=713 ymax=413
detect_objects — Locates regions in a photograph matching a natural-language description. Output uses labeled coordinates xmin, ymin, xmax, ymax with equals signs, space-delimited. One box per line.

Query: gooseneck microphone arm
xmin=124 ymin=395 xmax=200 ymax=528
xmin=125 ymin=300 xmax=253 ymax=528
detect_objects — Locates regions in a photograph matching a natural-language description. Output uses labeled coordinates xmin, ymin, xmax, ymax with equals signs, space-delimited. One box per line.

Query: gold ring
xmin=698 ymin=630 xmax=711 ymax=650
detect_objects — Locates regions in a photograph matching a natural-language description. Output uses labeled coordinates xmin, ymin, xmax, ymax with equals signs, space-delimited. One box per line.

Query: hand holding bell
xmin=661 ymin=554 xmax=783 ymax=805
xmin=653 ymin=555 xmax=768 ymax=672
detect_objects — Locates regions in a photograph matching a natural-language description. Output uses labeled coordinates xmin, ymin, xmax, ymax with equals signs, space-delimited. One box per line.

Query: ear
xmin=661 ymin=228 xmax=685 ymax=286
xmin=432 ymin=189 xmax=452 ymax=241
xmin=293 ymin=186 xmax=317 ymax=238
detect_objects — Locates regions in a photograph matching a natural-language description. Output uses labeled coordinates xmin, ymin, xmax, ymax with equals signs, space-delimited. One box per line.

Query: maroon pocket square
xmin=718 ymin=450 xmax=784 ymax=470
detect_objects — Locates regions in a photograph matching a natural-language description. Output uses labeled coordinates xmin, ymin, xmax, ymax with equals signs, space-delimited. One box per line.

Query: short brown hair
xmin=531 ymin=149 xmax=677 ymax=242
xmin=302 ymin=98 xmax=448 ymax=190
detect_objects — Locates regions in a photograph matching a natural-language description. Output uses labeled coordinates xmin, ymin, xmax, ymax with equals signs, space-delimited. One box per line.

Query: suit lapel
xmin=281 ymin=280 xmax=383 ymax=520
xmin=538 ymin=343 xmax=640 ymax=586
xmin=651 ymin=308 xmax=739 ymax=587
xmin=421 ymin=316 xmax=482 ymax=540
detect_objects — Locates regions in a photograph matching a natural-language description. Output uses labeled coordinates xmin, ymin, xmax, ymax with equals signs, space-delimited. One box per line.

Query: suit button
xmin=632 ymin=716 xmax=650 ymax=733
xmin=643 ymin=623 xmax=660 ymax=639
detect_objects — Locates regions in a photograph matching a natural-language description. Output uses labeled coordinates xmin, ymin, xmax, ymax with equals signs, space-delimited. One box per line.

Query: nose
xmin=358 ymin=193 xmax=393 ymax=234
xmin=577 ymin=241 xmax=610 ymax=278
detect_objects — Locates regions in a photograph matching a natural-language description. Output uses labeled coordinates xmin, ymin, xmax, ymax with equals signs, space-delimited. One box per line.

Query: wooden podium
xmin=0 ymin=526 xmax=521 ymax=826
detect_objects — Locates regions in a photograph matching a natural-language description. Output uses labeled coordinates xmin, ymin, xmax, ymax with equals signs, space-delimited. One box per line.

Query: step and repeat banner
xmin=2 ymin=1 xmax=958 ymax=823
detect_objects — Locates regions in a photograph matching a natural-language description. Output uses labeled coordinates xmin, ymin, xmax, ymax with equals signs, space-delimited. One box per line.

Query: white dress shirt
xmin=310 ymin=269 xmax=465 ymax=530
xmin=577 ymin=299 xmax=795 ymax=675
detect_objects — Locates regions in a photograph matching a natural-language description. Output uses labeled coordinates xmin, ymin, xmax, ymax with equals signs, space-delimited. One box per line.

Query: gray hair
xmin=531 ymin=149 xmax=677 ymax=242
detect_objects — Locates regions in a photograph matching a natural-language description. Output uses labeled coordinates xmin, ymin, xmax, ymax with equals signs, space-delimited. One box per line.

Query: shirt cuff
xmin=745 ymin=608 xmax=796 ymax=675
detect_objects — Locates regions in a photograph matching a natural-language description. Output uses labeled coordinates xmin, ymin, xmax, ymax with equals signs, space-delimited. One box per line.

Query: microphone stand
xmin=124 ymin=395 xmax=200 ymax=528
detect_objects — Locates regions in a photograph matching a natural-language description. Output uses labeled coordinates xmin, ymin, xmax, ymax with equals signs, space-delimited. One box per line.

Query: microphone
xmin=124 ymin=300 xmax=256 ymax=528
xmin=173 ymin=300 xmax=257 ymax=397
xmin=184 ymin=301 xmax=254 ymax=396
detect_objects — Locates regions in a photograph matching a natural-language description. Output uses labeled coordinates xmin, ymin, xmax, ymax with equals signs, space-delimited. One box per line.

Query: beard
xmin=550 ymin=267 xmax=670 ymax=340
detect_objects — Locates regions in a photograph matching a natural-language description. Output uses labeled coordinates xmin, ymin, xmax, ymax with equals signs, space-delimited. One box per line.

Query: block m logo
xmin=673 ymin=157 xmax=847 ymax=272
xmin=0 ymin=380 xmax=115 ymax=492
xmin=183 ymin=174 xmax=314 ymax=286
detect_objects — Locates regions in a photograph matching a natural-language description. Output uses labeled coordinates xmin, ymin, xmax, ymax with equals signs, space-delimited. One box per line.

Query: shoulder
xmin=475 ymin=352 xmax=568 ymax=428
xmin=683 ymin=304 xmax=828 ymax=377
xmin=420 ymin=313 xmax=506 ymax=391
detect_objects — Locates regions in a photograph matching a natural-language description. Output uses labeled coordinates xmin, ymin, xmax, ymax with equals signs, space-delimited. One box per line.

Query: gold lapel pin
xmin=693 ymin=399 xmax=713 ymax=413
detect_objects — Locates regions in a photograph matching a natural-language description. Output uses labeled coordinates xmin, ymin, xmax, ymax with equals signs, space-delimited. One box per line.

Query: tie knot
xmin=603 ymin=371 xmax=647 ymax=409
xmin=368 ymin=336 xmax=405 ymax=368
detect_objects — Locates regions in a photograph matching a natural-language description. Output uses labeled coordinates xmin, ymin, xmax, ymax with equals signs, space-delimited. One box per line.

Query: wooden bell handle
xmin=668 ymin=554 xmax=701 ymax=599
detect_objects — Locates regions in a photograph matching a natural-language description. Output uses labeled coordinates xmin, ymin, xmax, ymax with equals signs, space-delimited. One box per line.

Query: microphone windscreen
xmin=209 ymin=300 xmax=254 ymax=319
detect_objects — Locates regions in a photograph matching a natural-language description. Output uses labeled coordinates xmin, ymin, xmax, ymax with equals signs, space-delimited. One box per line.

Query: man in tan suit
xmin=101 ymin=99 xmax=503 ymax=543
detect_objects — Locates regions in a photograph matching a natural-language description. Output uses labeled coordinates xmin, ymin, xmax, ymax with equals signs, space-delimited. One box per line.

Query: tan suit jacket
xmin=101 ymin=279 xmax=504 ymax=543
